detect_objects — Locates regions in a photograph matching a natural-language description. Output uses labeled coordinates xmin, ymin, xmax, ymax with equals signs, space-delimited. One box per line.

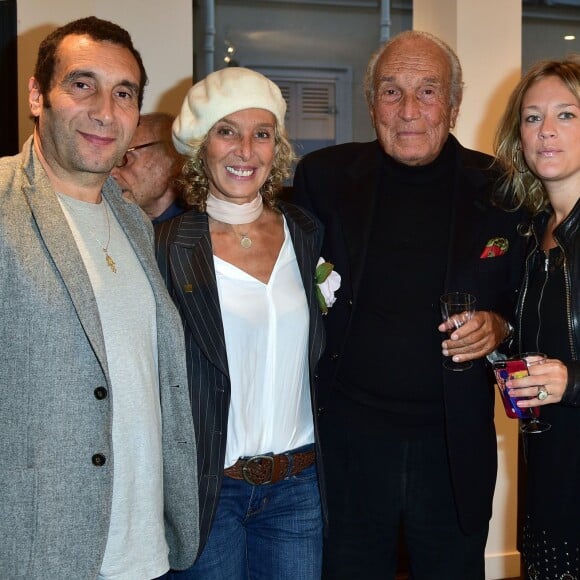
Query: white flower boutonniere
xmin=315 ymin=257 xmax=341 ymax=315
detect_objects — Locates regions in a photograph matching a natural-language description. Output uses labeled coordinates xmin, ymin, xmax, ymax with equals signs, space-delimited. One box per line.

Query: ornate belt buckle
xmin=242 ymin=455 xmax=274 ymax=485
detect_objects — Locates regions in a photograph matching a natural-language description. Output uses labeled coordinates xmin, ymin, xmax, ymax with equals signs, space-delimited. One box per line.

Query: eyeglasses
xmin=116 ymin=140 xmax=163 ymax=168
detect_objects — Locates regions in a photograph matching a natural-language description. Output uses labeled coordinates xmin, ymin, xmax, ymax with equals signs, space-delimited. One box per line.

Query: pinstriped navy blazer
xmin=155 ymin=201 xmax=327 ymax=557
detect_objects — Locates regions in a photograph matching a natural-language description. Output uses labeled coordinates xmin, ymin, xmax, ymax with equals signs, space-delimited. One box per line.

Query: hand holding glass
xmin=440 ymin=292 xmax=476 ymax=371
xmin=492 ymin=353 xmax=551 ymax=434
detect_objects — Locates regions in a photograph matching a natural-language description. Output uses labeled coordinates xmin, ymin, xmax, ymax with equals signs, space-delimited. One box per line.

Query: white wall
xmin=16 ymin=0 xmax=193 ymax=147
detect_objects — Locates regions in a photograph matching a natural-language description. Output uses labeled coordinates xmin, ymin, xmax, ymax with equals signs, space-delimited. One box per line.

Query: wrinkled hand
xmin=439 ymin=311 xmax=507 ymax=363
xmin=507 ymin=359 xmax=568 ymax=407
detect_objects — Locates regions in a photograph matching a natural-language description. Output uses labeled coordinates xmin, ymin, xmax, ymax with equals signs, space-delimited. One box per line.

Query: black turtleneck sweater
xmin=336 ymin=139 xmax=455 ymax=434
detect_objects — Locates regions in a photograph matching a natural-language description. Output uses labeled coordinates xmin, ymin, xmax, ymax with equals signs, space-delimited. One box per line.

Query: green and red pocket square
xmin=480 ymin=237 xmax=509 ymax=258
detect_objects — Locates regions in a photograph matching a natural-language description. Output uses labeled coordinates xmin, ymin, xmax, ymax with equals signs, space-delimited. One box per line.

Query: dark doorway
xmin=0 ymin=0 xmax=19 ymax=156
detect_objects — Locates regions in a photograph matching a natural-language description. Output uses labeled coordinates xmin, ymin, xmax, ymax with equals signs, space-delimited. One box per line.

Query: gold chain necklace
xmin=205 ymin=192 xmax=263 ymax=249
xmin=232 ymin=225 xmax=253 ymax=249
xmin=58 ymin=194 xmax=117 ymax=273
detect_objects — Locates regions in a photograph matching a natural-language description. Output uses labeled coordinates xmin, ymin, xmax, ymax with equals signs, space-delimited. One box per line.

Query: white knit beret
xmin=172 ymin=67 xmax=287 ymax=156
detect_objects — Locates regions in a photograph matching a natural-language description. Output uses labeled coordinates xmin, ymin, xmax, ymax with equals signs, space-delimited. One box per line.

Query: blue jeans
xmin=168 ymin=462 xmax=323 ymax=580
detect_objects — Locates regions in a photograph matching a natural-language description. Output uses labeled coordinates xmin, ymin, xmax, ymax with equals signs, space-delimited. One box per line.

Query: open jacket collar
xmin=21 ymin=137 xmax=163 ymax=383
xmin=336 ymin=136 xmax=495 ymax=297
xmin=167 ymin=203 xmax=324 ymax=380
xmin=21 ymin=138 xmax=109 ymax=378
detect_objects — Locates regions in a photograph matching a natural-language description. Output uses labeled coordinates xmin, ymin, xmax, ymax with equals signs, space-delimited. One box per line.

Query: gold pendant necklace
xmin=59 ymin=194 xmax=117 ymax=273
xmin=95 ymin=200 xmax=116 ymax=272
xmin=231 ymin=225 xmax=253 ymax=249
xmin=239 ymin=232 xmax=252 ymax=249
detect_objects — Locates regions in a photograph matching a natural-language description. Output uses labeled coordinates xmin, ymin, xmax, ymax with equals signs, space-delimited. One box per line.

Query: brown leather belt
xmin=224 ymin=449 xmax=315 ymax=485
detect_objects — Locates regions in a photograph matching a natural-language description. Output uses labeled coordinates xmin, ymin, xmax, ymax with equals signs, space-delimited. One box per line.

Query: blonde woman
xmin=495 ymin=56 xmax=580 ymax=579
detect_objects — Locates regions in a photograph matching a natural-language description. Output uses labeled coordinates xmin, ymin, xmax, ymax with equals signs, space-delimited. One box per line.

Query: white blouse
xmin=214 ymin=218 xmax=314 ymax=468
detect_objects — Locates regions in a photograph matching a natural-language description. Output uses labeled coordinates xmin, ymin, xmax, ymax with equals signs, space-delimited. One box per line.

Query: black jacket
xmin=293 ymin=136 xmax=526 ymax=534
xmin=517 ymin=199 xmax=580 ymax=406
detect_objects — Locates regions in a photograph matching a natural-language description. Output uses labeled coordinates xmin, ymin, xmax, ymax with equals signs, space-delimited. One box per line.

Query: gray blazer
xmin=0 ymin=138 xmax=199 ymax=579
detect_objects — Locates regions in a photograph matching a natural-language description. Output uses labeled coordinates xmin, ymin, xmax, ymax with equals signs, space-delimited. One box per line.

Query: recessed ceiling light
xmin=564 ymin=35 xmax=576 ymax=40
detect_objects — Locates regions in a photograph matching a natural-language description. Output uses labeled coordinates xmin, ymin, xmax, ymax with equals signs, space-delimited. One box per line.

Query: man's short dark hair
xmin=34 ymin=16 xmax=148 ymax=109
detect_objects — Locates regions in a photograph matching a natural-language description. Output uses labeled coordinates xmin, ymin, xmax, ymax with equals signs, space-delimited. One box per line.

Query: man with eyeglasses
xmin=112 ymin=112 xmax=188 ymax=224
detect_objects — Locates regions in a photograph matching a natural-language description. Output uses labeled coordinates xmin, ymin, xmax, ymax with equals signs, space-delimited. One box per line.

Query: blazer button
xmin=348 ymin=299 xmax=353 ymax=307
xmin=317 ymin=407 xmax=326 ymax=416
xmin=94 ymin=386 xmax=108 ymax=400
xmin=330 ymin=352 xmax=339 ymax=360
xmin=92 ymin=453 xmax=106 ymax=467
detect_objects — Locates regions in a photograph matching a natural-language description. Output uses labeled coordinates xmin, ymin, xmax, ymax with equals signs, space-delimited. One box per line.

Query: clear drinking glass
xmin=440 ymin=292 xmax=476 ymax=371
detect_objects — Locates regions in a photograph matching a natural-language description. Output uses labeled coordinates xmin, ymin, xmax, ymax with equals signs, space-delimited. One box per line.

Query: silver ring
xmin=537 ymin=386 xmax=548 ymax=401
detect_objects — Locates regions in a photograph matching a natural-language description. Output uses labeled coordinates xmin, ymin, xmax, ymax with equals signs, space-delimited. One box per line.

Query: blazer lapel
xmin=338 ymin=142 xmax=382 ymax=298
xmin=21 ymin=157 xmax=109 ymax=376
xmin=102 ymin=180 xmax=162 ymax=296
xmin=170 ymin=212 xmax=229 ymax=378
xmin=280 ymin=203 xmax=326 ymax=373
xmin=445 ymin=145 xmax=493 ymax=286
xmin=165 ymin=206 xmax=324 ymax=379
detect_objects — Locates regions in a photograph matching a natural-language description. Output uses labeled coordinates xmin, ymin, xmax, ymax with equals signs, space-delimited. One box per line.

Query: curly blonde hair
xmin=494 ymin=56 xmax=580 ymax=215
xmin=178 ymin=121 xmax=295 ymax=212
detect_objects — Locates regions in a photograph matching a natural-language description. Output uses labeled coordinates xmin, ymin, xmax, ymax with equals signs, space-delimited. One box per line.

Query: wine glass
xmin=492 ymin=352 xmax=551 ymax=434
xmin=519 ymin=352 xmax=551 ymax=434
xmin=440 ymin=292 xmax=476 ymax=371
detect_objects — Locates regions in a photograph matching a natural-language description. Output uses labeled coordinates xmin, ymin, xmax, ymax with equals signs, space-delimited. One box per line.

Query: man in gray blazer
xmin=0 ymin=17 xmax=199 ymax=579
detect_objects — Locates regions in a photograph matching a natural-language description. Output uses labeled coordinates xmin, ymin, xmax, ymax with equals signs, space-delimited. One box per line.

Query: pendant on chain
xmin=104 ymin=251 xmax=117 ymax=273
xmin=240 ymin=234 xmax=252 ymax=249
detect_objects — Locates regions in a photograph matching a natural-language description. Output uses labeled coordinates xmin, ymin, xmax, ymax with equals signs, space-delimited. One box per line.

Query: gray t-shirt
xmin=58 ymin=194 xmax=168 ymax=580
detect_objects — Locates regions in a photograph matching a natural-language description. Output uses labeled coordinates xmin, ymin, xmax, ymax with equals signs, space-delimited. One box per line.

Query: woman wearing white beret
xmin=156 ymin=67 xmax=330 ymax=579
